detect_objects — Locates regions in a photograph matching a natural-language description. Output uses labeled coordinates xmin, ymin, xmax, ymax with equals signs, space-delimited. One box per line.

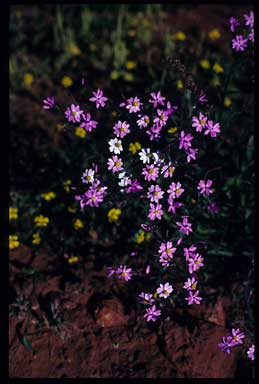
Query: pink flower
xmin=161 ymin=163 xmax=175 ymax=178
xmin=204 ymin=120 xmax=221 ymax=137
xmin=137 ymin=115 xmax=150 ymax=128
xmin=142 ymin=164 xmax=159 ymax=182
xmin=167 ymin=182 xmax=184 ymax=199
xmin=147 ymin=185 xmax=164 ymax=203
xmin=179 ymin=131 xmax=193 ymax=150
xmin=153 ymin=109 xmax=168 ymax=127
xmin=146 ymin=265 xmax=151 ymax=274
xmin=229 ymin=16 xmax=240 ymax=32
xmin=168 ymin=196 xmax=183 ymax=214
xmin=218 ymin=336 xmax=234 ymax=355
xmin=89 ymin=89 xmax=108 ymax=109
xmin=107 ymin=155 xmax=123 ymax=173
xmin=232 ymin=35 xmax=248 ymax=51
xmin=113 ymin=120 xmax=130 ymax=138
xmin=126 ymin=179 xmax=143 ymax=193
xmin=183 ymin=277 xmax=198 ymax=291
xmin=185 ymin=290 xmax=202 ymax=305
xmin=116 ymin=265 xmax=133 ymax=281
xmin=244 ymin=10 xmax=254 ymax=28
xmin=156 ymin=282 xmax=173 ymax=298
xmin=148 ymin=203 xmax=163 ymax=220
xmin=176 ymin=216 xmax=192 ymax=235
xmin=248 ymin=28 xmax=254 ymax=43
xmin=158 ymin=241 xmax=176 ymax=259
xmin=188 ymin=254 xmax=204 ymax=274
xmin=146 ymin=124 xmax=163 ymax=141
xmin=144 ymin=305 xmax=161 ymax=322
xmin=247 ymin=345 xmax=255 ymax=361
xmin=183 ymin=245 xmax=197 ymax=261
xmin=139 ymin=292 xmax=155 ymax=305
xmin=192 ymin=113 xmax=207 ymax=132
xmin=186 ymin=147 xmax=198 ymax=163
xmin=230 ymin=328 xmax=245 ymax=346
xmin=125 ymin=96 xmax=143 ymax=113
xmin=149 ymin=91 xmax=166 ymax=108
xmin=208 ymin=202 xmax=219 ymax=213
xmin=197 ymin=179 xmax=213 ymax=195
xmin=107 ymin=267 xmax=116 ymax=277
xmin=65 ymin=104 xmax=84 ymax=123
xmin=80 ymin=113 xmax=98 ymax=132
xmin=42 ymin=96 xmax=55 ymax=110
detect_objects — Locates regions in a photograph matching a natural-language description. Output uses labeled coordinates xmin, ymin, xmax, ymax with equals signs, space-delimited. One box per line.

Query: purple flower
xmin=230 ymin=328 xmax=245 ymax=346
xmin=176 ymin=216 xmax=192 ymax=235
xmin=192 ymin=113 xmax=207 ymax=132
xmin=89 ymin=89 xmax=108 ymax=109
xmin=84 ymin=184 xmax=107 ymax=207
xmin=184 ymin=245 xmax=197 ymax=261
xmin=139 ymin=292 xmax=155 ymax=305
xmin=161 ymin=163 xmax=175 ymax=178
xmin=232 ymin=35 xmax=248 ymax=51
xmin=126 ymin=179 xmax=143 ymax=193
xmin=148 ymin=203 xmax=163 ymax=221
xmin=229 ymin=16 xmax=240 ymax=32
xmin=107 ymin=155 xmax=123 ymax=173
xmin=186 ymin=147 xmax=198 ymax=163
xmin=42 ymin=96 xmax=55 ymax=110
xmin=248 ymin=28 xmax=254 ymax=43
xmin=153 ymin=109 xmax=168 ymax=127
xmin=188 ymin=254 xmax=204 ymax=274
xmin=137 ymin=115 xmax=150 ymax=128
xmin=179 ymin=131 xmax=193 ymax=150
xmin=244 ymin=10 xmax=254 ymax=28
xmin=116 ymin=265 xmax=133 ymax=281
xmin=107 ymin=267 xmax=116 ymax=277
xmin=80 ymin=113 xmax=98 ymax=132
xmin=204 ymin=120 xmax=221 ymax=138
xmin=113 ymin=120 xmax=130 ymax=138
xmin=125 ymin=96 xmax=143 ymax=113
xmin=198 ymin=90 xmax=208 ymax=104
xmin=218 ymin=336 xmax=233 ymax=355
xmin=158 ymin=241 xmax=176 ymax=259
xmin=183 ymin=277 xmax=198 ymax=291
xmin=142 ymin=164 xmax=159 ymax=182
xmin=167 ymin=196 xmax=183 ymax=214
xmin=141 ymin=224 xmax=153 ymax=232
xmin=247 ymin=345 xmax=255 ymax=361
xmin=147 ymin=185 xmax=164 ymax=203
xmin=149 ymin=91 xmax=166 ymax=108
xmin=156 ymin=282 xmax=174 ymax=298
xmin=144 ymin=305 xmax=161 ymax=322
xmin=65 ymin=104 xmax=84 ymax=123
xmin=197 ymin=179 xmax=213 ymax=195
xmin=146 ymin=265 xmax=151 ymax=274
xmin=185 ymin=290 xmax=202 ymax=305
xmin=208 ymin=202 xmax=219 ymax=213
xmin=167 ymin=182 xmax=184 ymax=199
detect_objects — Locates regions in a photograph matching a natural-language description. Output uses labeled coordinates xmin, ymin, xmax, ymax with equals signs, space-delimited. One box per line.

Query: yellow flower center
xmin=133 ymin=101 xmax=139 ymax=107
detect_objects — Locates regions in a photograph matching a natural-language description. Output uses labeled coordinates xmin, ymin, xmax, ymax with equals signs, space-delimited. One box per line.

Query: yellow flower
xmin=63 ymin=180 xmax=71 ymax=192
xmin=75 ymin=127 xmax=86 ymax=138
xmin=224 ymin=97 xmax=232 ymax=107
xmin=110 ymin=70 xmax=120 ymax=80
xmin=9 ymin=235 xmax=20 ymax=250
xmin=73 ymin=219 xmax=84 ymax=230
xmin=41 ymin=192 xmax=56 ymax=201
xmin=68 ymin=256 xmax=79 ymax=264
xmin=32 ymin=232 xmax=41 ymax=245
xmin=135 ymin=229 xmax=145 ymax=244
xmin=67 ymin=206 xmax=76 ymax=213
xmin=129 ymin=142 xmax=141 ymax=155
xmin=69 ymin=45 xmax=81 ymax=56
xmin=200 ymin=59 xmax=210 ymax=69
xmin=174 ymin=31 xmax=186 ymax=41
xmin=23 ymin=73 xmax=34 ymax=86
xmin=208 ymin=29 xmax=221 ymax=40
xmin=213 ymin=63 xmax=224 ymax=74
xmin=34 ymin=215 xmax=49 ymax=227
xmin=107 ymin=208 xmax=121 ymax=223
xmin=123 ymin=72 xmax=134 ymax=82
xmin=61 ymin=76 xmax=73 ymax=88
xmin=167 ymin=127 xmax=178 ymax=134
xmin=177 ymin=80 xmax=184 ymax=89
xmin=9 ymin=207 xmax=18 ymax=220
xmin=126 ymin=61 xmax=137 ymax=70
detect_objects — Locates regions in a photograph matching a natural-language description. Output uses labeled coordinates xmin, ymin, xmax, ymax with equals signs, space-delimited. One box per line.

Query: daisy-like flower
xmin=139 ymin=148 xmax=152 ymax=164
xmin=148 ymin=203 xmax=163 ymax=220
xmin=149 ymin=91 xmax=166 ymax=108
xmin=153 ymin=109 xmax=168 ymax=127
xmin=113 ymin=120 xmax=130 ymax=138
xmin=232 ymin=35 xmax=248 ymax=51
xmin=159 ymin=254 xmax=173 ymax=268
xmin=186 ymin=147 xmax=198 ymax=163
xmin=188 ymin=254 xmax=204 ymax=274
xmin=218 ymin=336 xmax=234 ymax=355
xmin=167 ymin=196 xmax=183 ymax=214
xmin=247 ymin=345 xmax=255 ymax=361
xmin=183 ymin=245 xmax=197 ymax=261
xmin=108 ymin=138 xmax=123 ymax=154
xmin=229 ymin=16 xmax=240 ymax=32
xmin=204 ymin=120 xmax=221 ymax=137
xmin=116 ymin=265 xmax=133 ymax=281
xmin=80 ymin=113 xmax=98 ymax=132
xmin=65 ymin=104 xmax=84 ymax=123
xmin=244 ymin=10 xmax=254 ymax=28
xmin=142 ymin=164 xmax=159 ymax=182
xmin=176 ymin=216 xmax=192 ymax=235
xmin=125 ymin=96 xmax=143 ymax=113
xmin=42 ymin=96 xmax=55 ymax=110
xmin=144 ymin=305 xmax=161 ymax=322
xmin=179 ymin=131 xmax=193 ymax=150
xmin=89 ymin=88 xmax=108 ymax=109
xmin=192 ymin=113 xmax=207 ymax=132
xmin=147 ymin=185 xmax=164 ymax=203
xmin=139 ymin=292 xmax=155 ymax=305
xmin=84 ymin=185 xmax=107 ymax=207
xmin=185 ymin=290 xmax=202 ymax=305
xmin=137 ymin=115 xmax=150 ymax=128
xmin=126 ymin=179 xmax=143 ymax=193
xmin=197 ymin=179 xmax=213 ymax=195
xmin=167 ymin=182 xmax=184 ymax=199
xmin=230 ymin=329 xmax=245 ymax=346
xmin=161 ymin=163 xmax=175 ymax=178
xmin=107 ymin=155 xmax=123 ymax=173
xmin=183 ymin=277 xmax=198 ymax=291
xmin=118 ymin=171 xmax=131 ymax=188
xmin=146 ymin=124 xmax=163 ymax=141
xmin=157 ymin=282 xmax=174 ymax=299
xmin=158 ymin=241 xmax=176 ymax=259
xmin=81 ymin=168 xmax=95 ymax=184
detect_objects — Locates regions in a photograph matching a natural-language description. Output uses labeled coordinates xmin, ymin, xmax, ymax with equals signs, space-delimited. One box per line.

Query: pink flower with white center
xmin=153 ymin=109 xmax=168 ymax=127
xmin=167 ymin=182 xmax=184 ymax=199
xmin=80 ymin=113 xmax=98 ymax=132
xmin=176 ymin=216 xmax=192 ymax=235
xmin=244 ymin=10 xmax=254 ymax=28
xmin=137 ymin=115 xmax=150 ymax=128
xmin=65 ymin=104 xmax=84 ymax=123
xmin=89 ymin=89 xmax=108 ymax=109
xmin=142 ymin=164 xmax=159 ymax=182
xmin=167 ymin=196 xmax=183 ymax=214
xmin=126 ymin=179 xmax=143 ymax=193
xmin=179 ymin=131 xmax=193 ymax=150
xmin=188 ymin=254 xmax=204 ymax=274
xmin=144 ymin=305 xmax=161 ymax=322
xmin=148 ymin=203 xmax=163 ymax=221
xmin=183 ymin=245 xmax=197 ymax=261
xmin=161 ymin=163 xmax=175 ymax=178
xmin=107 ymin=155 xmax=123 ymax=173
xmin=156 ymin=282 xmax=174 ymax=299
xmin=116 ymin=265 xmax=133 ymax=281
xmin=185 ymin=290 xmax=202 ymax=305
xmin=183 ymin=277 xmax=198 ymax=291
xmin=232 ymin=35 xmax=248 ymax=51
xmin=158 ymin=241 xmax=176 ymax=259
xmin=231 ymin=329 xmax=245 ymax=346
xmin=247 ymin=345 xmax=255 ymax=361
xmin=192 ymin=113 xmax=207 ymax=132
xmin=186 ymin=147 xmax=198 ymax=163
xmin=147 ymin=185 xmax=164 ymax=203
xmin=42 ymin=96 xmax=55 ymax=110
xmin=204 ymin=120 xmax=221 ymax=137
xmin=197 ymin=179 xmax=213 ymax=195
xmin=113 ymin=120 xmax=130 ymax=138
xmin=149 ymin=91 xmax=166 ymax=108
xmin=139 ymin=292 xmax=155 ymax=305
xmin=108 ymin=138 xmax=123 ymax=154
xmin=125 ymin=96 xmax=143 ymax=113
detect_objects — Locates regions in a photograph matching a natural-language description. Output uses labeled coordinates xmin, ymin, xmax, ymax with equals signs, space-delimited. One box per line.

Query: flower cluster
xmin=76 ymin=165 xmax=107 ymax=208
xmin=218 ymin=329 xmax=254 ymax=360
xmin=192 ymin=112 xmax=220 ymax=138
xmin=230 ymin=11 xmax=254 ymax=51
xmin=107 ymin=265 xmax=133 ymax=281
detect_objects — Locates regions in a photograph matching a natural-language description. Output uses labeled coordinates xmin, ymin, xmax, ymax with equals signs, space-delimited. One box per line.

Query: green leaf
xmin=23 ymin=335 xmax=33 ymax=352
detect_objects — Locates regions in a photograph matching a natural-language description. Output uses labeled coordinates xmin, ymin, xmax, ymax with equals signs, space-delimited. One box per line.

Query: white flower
xmin=152 ymin=152 xmax=164 ymax=166
xmin=118 ymin=171 xmax=131 ymax=188
xmin=108 ymin=138 xmax=123 ymax=154
xmin=138 ymin=148 xmax=152 ymax=164
xmin=81 ymin=168 xmax=95 ymax=184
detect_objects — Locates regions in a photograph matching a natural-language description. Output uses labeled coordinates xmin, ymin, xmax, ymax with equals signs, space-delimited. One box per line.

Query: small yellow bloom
xmin=69 ymin=45 xmax=81 ymax=56
xmin=32 ymin=232 xmax=41 ymax=245
xmin=208 ymin=29 xmax=221 ymax=40
xmin=61 ymin=76 xmax=73 ymax=88
xmin=107 ymin=208 xmax=121 ymax=223
xmin=126 ymin=61 xmax=137 ymax=70
xmin=9 ymin=207 xmax=18 ymax=220
xmin=23 ymin=73 xmax=34 ymax=86
xmin=128 ymin=29 xmax=136 ymax=37
xmin=75 ymin=126 xmax=86 ymax=138
xmin=68 ymin=256 xmax=79 ymax=264
xmin=41 ymin=192 xmax=56 ymax=201
xmin=129 ymin=142 xmax=141 ymax=155
xmin=63 ymin=180 xmax=71 ymax=193
xmin=73 ymin=219 xmax=84 ymax=230
xmin=174 ymin=31 xmax=186 ymax=41
xmin=123 ymin=72 xmax=134 ymax=82
xmin=67 ymin=206 xmax=76 ymax=213
xmin=135 ymin=229 xmax=145 ymax=244
xmin=224 ymin=97 xmax=232 ymax=107
xmin=177 ymin=80 xmax=184 ymax=89
xmin=213 ymin=63 xmax=224 ymax=74
xmin=110 ymin=70 xmax=120 ymax=80
xmin=200 ymin=59 xmax=210 ymax=69
xmin=167 ymin=127 xmax=178 ymax=134
xmin=34 ymin=215 xmax=49 ymax=227
xmin=9 ymin=235 xmax=20 ymax=250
